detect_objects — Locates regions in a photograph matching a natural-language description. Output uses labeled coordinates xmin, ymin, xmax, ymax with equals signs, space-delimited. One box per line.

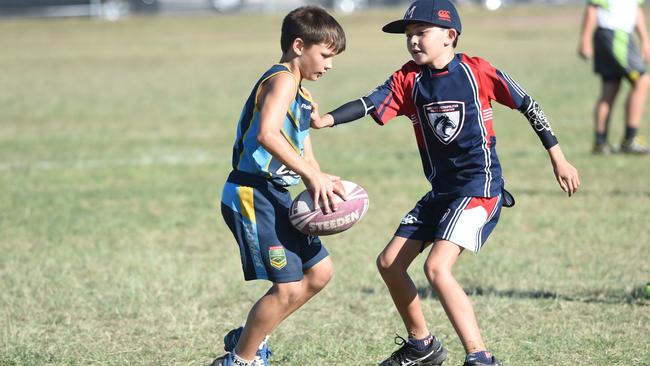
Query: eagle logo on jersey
xmin=435 ymin=115 xmax=456 ymax=137
xmin=423 ymin=101 xmax=465 ymax=144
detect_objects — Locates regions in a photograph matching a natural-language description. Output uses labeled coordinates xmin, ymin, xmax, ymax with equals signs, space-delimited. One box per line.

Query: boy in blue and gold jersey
xmin=231 ymin=64 xmax=314 ymax=187
xmin=212 ymin=6 xmax=346 ymax=366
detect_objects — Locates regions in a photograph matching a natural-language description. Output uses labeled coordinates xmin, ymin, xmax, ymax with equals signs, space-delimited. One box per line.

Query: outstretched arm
xmin=311 ymin=96 xmax=375 ymax=129
xmin=312 ymin=62 xmax=417 ymax=128
xmin=578 ymin=4 xmax=598 ymax=60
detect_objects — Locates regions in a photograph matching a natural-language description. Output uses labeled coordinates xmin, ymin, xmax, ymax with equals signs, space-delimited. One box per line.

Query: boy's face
xmin=297 ymin=42 xmax=337 ymax=81
xmin=404 ymin=23 xmax=455 ymax=66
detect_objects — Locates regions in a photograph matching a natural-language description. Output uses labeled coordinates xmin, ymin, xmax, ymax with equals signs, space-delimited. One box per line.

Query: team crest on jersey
xmin=423 ymin=101 xmax=465 ymax=144
xmin=269 ymin=245 xmax=287 ymax=270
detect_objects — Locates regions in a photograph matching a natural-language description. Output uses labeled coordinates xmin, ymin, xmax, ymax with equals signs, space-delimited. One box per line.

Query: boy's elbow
xmin=256 ymin=131 xmax=273 ymax=146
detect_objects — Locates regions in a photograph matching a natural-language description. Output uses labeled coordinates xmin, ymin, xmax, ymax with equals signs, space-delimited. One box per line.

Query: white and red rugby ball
xmin=289 ymin=180 xmax=369 ymax=236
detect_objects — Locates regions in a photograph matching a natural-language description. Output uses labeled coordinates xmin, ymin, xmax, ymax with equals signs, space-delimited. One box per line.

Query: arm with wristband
xmin=311 ymin=96 xmax=375 ymax=128
xmin=311 ymin=61 xmax=414 ymax=129
xmin=517 ymin=95 xmax=558 ymax=150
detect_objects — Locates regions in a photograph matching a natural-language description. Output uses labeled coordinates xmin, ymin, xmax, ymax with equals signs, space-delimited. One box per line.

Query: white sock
xmin=258 ymin=335 xmax=270 ymax=349
xmin=231 ymin=352 xmax=254 ymax=366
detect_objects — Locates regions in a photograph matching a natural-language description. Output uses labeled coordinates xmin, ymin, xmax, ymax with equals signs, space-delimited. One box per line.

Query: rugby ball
xmin=289 ymin=180 xmax=369 ymax=236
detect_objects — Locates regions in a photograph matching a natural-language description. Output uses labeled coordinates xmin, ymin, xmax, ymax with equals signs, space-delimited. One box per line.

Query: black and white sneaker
xmin=379 ymin=335 xmax=448 ymax=366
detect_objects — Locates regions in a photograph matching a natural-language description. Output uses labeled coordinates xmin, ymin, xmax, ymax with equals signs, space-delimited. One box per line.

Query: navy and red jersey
xmin=366 ymin=53 xmax=528 ymax=201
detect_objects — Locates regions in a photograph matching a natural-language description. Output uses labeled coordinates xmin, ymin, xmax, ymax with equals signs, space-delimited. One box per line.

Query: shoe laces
xmin=387 ymin=334 xmax=412 ymax=362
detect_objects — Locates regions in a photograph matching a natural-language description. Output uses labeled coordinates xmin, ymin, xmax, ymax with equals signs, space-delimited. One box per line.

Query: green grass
xmin=1 ymin=5 xmax=649 ymax=366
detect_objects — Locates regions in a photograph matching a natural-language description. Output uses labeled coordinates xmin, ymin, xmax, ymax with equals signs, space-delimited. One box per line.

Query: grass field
xmin=1 ymin=5 xmax=649 ymax=366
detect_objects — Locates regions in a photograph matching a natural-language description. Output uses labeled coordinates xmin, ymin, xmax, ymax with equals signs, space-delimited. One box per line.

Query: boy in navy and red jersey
xmin=311 ymin=1 xmax=580 ymax=365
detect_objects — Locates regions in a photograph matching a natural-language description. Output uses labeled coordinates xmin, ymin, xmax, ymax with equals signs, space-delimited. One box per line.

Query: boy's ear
xmin=446 ymin=28 xmax=458 ymax=47
xmin=292 ymin=37 xmax=305 ymax=56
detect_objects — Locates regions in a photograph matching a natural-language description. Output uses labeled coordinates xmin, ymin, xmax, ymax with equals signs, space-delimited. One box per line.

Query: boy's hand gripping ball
xmin=289 ymin=180 xmax=369 ymax=236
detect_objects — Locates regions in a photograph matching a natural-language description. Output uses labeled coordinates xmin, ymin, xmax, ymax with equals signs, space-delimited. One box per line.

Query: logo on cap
xmin=404 ymin=5 xmax=416 ymax=19
xmin=438 ymin=10 xmax=452 ymax=22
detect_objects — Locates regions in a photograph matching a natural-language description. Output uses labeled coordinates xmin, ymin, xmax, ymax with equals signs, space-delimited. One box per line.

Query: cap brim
xmin=382 ymin=19 xmax=459 ymax=34
xmin=382 ymin=19 xmax=424 ymax=34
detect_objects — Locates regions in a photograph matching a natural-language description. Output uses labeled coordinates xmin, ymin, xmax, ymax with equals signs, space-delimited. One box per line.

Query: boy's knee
xmin=376 ymin=252 xmax=404 ymax=278
xmin=275 ymin=283 xmax=304 ymax=306
xmin=308 ymin=261 xmax=334 ymax=291
xmin=376 ymin=252 xmax=392 ymax=274
xmin=423 ymin=261 xmax=449 ymax=284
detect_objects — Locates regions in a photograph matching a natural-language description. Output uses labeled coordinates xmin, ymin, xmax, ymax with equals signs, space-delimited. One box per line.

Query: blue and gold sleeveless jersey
xmin=231 ymin=64 xmax=312 ymax=187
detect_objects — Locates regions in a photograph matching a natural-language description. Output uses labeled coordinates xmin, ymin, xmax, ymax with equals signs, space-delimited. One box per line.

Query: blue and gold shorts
xmin=220 ymin=170 xmax=329 ymax=283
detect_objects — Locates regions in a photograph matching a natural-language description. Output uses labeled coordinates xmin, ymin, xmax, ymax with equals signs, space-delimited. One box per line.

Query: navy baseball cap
xmin=382 ymin=0 xmax=462 ymax=34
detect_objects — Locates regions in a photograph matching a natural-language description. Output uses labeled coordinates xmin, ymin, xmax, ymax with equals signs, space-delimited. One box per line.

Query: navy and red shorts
xmin=395 ymin=192 xmax=503 ymax=252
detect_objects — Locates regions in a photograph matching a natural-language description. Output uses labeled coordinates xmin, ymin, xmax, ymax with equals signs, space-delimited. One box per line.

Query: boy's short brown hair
xmin=281 ymin=6 xmax=346 ymax=54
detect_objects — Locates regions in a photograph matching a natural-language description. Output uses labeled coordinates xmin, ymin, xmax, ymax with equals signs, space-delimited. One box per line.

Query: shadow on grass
xmin=414 ymin=285 xmax=650 ymax=306
xmin=512 ymin=188 xmax=650 ymax=197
